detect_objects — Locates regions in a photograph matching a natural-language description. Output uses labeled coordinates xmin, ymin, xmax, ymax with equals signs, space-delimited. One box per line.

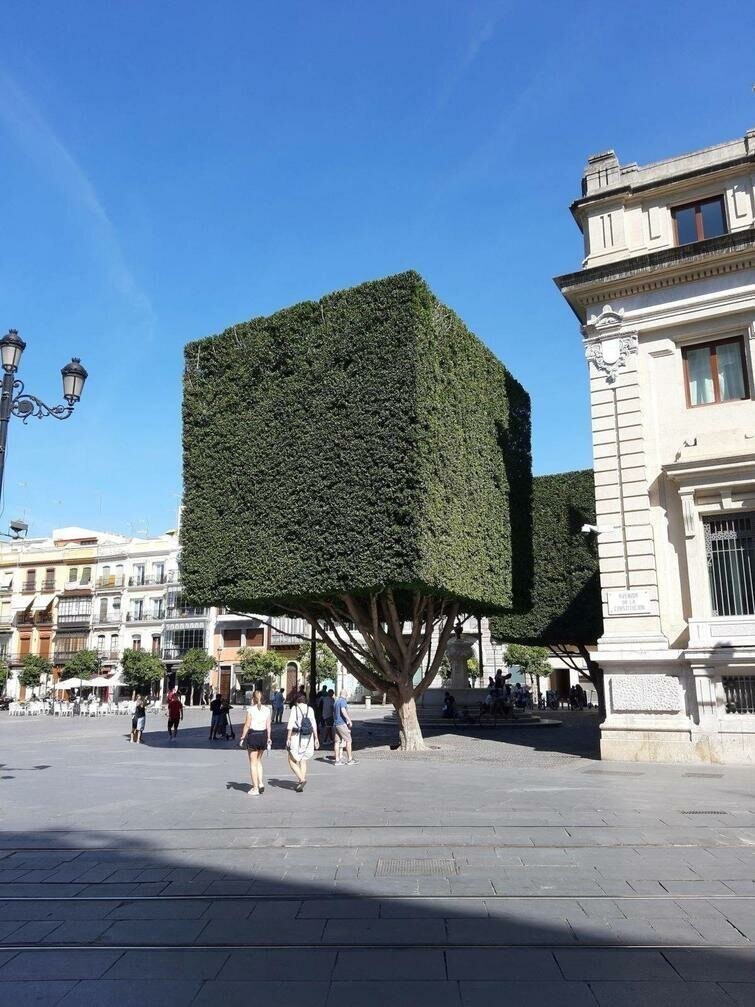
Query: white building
xmin=557 ymin=128 xmax=755 ymax=763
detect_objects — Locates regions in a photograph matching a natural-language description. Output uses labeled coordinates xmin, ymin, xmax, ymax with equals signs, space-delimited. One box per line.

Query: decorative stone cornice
xmin=582 ymin=305 xmax=638 ymax=384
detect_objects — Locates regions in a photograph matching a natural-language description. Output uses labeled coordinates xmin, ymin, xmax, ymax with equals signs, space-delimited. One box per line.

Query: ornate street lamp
xmin=0 ymin=328 xmax=88 ymax=498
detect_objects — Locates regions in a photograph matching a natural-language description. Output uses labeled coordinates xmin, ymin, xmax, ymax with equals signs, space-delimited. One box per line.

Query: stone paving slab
xmin=1 ymin=709 xmax=753 ymax=1003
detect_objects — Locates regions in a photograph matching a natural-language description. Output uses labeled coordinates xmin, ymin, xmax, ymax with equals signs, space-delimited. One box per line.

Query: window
xmin=68 ymin=567 xmax=78 ymax=582
xmin=132 ymin=635 xmax=142 ymax=651
xmin=24 ymin=570 xmax=36 ymax=591
xmin=672 ymin=196 xmax=727 ymax=245
xmin=81 ymin=566 xmax=91 ymax=584
xmin=223 ymin=629 xmax=242 ymax=648
xmin=154 ymin=562 xmax=165 ymax=582
xmin=723 ymin=676 xmax=755 ymax=715
xmin=132 ymin=600 xmax=144 ymax=620
xmin=43 ymin=568 xmax=55 ymax=589
xmin=151 ymin=598 xmax=164 ymax=619
xmin=110 ymin=633 xmax=119 ymax=650
xmin=705 ymin=513 xmax=755 ymax=617
xmin=133 ymin=564 xmax=145 ymax=586
xmin=683 ymin=337 xmax=748 ymax=407
xmin=97 ymin=635 xmax=105 ymax=652
xmin=152 ymin=634 xmax=161 ymax=654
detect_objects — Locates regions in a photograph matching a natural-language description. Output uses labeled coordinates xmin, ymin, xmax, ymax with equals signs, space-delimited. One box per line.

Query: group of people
xmin=239 ymin=687 xmax=356 ymax=795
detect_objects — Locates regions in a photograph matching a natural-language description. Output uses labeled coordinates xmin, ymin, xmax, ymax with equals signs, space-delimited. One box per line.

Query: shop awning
xmin=31 ymin=594 xmax=55 ymax=611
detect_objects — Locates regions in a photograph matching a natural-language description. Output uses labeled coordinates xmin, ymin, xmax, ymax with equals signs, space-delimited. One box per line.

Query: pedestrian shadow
xmin=265 ymin=778 xmax=299 ymax=790
xmin=225 ymin=782 xmax=251 ymax=794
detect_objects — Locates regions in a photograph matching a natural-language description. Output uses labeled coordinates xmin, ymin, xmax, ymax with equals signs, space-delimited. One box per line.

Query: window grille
xmin=704 ymin=513 xmax=755 ymax=617
xmin=722 ymin=676 xmax=755 ymax=715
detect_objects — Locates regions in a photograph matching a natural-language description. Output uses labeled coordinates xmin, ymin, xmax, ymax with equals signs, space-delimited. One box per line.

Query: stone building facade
xmin=557 ymin=129 xmax=755 ymax=763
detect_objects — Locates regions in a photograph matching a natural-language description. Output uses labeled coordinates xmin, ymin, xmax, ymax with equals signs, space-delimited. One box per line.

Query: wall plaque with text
xmin=606 ymin=589 xmax=653 ymax=616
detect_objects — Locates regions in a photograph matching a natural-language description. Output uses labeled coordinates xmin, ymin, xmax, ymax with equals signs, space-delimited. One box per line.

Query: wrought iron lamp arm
xmin=9 ymin=379 xmax=75 ymax=423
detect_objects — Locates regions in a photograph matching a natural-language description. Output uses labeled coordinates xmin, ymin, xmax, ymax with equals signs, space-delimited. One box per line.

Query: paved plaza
xmin=1 ymin=706 xmax=753 ymax=1005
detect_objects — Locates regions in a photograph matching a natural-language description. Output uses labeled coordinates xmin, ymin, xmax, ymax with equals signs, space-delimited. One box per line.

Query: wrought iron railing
xmin=705 ymin=513 xmax=755 ymax=617
xmin=723 ymin=675 xmax=755 ymax=715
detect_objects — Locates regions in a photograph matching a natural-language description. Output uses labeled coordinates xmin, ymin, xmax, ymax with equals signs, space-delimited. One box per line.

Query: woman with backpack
xmin=286 ymin=689 xmax=319 ymax=792
xmin=239 ymin=690 xmax=272 ymax=796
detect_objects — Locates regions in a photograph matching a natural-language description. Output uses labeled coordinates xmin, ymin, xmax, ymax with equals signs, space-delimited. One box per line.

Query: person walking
xmin=333 ymin=689 xmax=356 ymax=765
xmin=167 ymin=690 xmax=183 ymax=741
xmin=130 ymin=695 xmax=146 ymax=744
xmin=272 ymin=688 xmax=284 ymax=724
xmin=240 ymin=690 xmax=272 ymax=796
xmin=321 ymin=688 xmax=335 ymax=746
xmin=208 ymin=693 xmax=223 ymax=741
xmin=286 ymin=690 xmax=319 ymax=792
xmin=221 ymin=699 xmax=235 ymax=740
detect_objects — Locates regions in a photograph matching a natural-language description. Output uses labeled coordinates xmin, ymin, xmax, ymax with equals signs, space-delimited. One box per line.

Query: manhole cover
xmin=375 ymin=858 xmax=459 ymax=877
xmin=680 ymin=809 xmax=728 ymax=815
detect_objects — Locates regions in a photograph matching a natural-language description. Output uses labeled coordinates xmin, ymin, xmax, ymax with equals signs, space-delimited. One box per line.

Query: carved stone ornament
xmin=582 ymin=305 xmax=638 ymax=385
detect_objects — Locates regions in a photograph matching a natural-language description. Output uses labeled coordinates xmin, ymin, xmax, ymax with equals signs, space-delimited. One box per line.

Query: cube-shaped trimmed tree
xmin=182 ymin=271 xmax=530 ymax=747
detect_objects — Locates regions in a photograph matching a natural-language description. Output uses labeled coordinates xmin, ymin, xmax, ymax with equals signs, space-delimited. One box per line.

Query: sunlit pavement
xmin=1 ymin=707 xmax=753 ymax=1006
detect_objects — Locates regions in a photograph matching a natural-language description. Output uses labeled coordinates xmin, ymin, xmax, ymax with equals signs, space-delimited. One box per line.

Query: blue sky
xmin=1 ymin=0 xmax=753 ymax=537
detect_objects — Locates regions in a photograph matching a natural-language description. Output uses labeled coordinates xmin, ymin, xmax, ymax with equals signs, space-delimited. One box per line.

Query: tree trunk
xmin=395 ymin=693 xmax=426 ymax=751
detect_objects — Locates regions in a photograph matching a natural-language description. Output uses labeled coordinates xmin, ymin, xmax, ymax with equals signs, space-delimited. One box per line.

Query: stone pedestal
xmin=446 ymin=636 xmax=475 ymax=690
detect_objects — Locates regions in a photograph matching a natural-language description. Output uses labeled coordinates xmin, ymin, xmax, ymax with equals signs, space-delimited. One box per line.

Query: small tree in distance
xmin=19 ymin=654 xmax=52 ymax=692
xmin=121 ymin=648 xmax=164 ymax=698
xmin=298 ymin=641 xmax=337 ymax=689
xmin=504 ymin=643 xmax=551 ymax=702
xmin=0 ymin=657 xmax=9 ymax=695
xmin=64 ymin=649 xmax=100 ymax=681
xmin=178 ymin=648 xmax=215 ymax=704
xmin=238 ymin=647 xmax=286 ymax=697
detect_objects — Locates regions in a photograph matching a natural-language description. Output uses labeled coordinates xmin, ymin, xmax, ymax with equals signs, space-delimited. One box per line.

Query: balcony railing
xmin=160 ymin=645 xmax=201 ymax=661
xmin=128 ymin=573 xmax=176 ymax=587
xmin=92 ymin=613 xmax=122 ymax=625
xmin=41 ymin=579 xmax=56 ymax=592
xmin=53 ymin=650 xmax=87 ymax=664
xmin=14 ymin=611 xmax=53 ymax=627
xmin=62 ymin=581 xmax=93 ymax=593
xmin=21 ymin=583 xmax=37 ymax=594
xmin=126 ymin=611 xmax=164 ymax=623
xmin=165 ymin=607 xmax=207 ymax=620
xmin=95 ymin=576 xmax=126 ymax=589
xmin=95 ymin=649 xmax=121 ymax=662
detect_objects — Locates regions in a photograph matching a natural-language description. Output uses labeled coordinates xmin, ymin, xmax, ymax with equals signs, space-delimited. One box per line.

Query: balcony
xmin=92 ymin=613 xmax=122 ymax=626
xmin=126 ymin=611 xmax=164 ymax=623
xmin=40 ymin=578 xmax=56 ymax=592
xmin=688 ymin=616 xmax=755 ymax=649
xmin=95 ymin=575 xmax=125 ymax=590
xmin=165 ymin=606 xmax=207 ymax=620
xmin=62 ymin=581 xmax=93 ymax=594
xmin=14 ymin=610 xmax=53 ymax=628
xmin=53 ymin=651 xmax=86 ymax=665
xmin=128 ymin=574 xmax=174 ymax=587
xmin=21 ymin=582 xmax=37 ymax=594
xmin=95 ymin=649 xmax=121 ymax=662
xmin=160 ymin=645 xmax=199 ymax=661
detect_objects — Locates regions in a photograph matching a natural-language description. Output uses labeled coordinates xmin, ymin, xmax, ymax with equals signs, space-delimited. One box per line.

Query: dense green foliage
xmin=121 ymin=649 xmax=164 ymax=691
xmin=237 ymin=647 xmax=286 ymax=691
xmin=490 ymin=469 xmax=602 ymax=646
xmin=19 ymin=654 xmax=51 ymax=688
xmin=64 ymin=649 xmax=100 ymax=680
xmin=0 ymin=658 xmax=8 ymax=692
xmin=504 ymin=643 xmax=552 ymax=678
xmin=179 ymin=649 xmax=215 ymax=685
xmin=298 ymin=641 xmax=337 ymax=686
xmin=182 ymin=271 xmax=530 ymax=616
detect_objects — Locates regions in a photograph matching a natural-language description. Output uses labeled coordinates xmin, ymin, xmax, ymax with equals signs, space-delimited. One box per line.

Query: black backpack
xmin=296 ymin=704 xmax=313 ymax=737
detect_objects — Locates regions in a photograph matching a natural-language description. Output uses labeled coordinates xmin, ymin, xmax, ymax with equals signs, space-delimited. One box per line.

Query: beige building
xmin=557 ymin=128 xmax=755 ymax=764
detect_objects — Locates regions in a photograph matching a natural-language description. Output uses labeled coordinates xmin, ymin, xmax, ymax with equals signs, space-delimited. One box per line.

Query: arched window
xmin=132 ymin=635 xmax=142 ymax=651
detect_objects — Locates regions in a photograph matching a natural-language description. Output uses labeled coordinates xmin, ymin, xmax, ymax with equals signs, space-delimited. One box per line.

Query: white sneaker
xmin=249 ymin=788 xmax=259 ymax=797
xmin=346 ymin=758 xmax=357 ymax=765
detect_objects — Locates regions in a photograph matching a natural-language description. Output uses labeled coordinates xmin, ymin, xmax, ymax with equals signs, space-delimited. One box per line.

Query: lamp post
xmin=0 ymin=329 xmax=88 ymax=501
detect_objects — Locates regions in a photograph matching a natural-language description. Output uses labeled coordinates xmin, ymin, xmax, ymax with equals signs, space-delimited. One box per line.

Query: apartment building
xmin=0 ymin=527 xmax=214 ymax=699
xmin=556 ymin=128 xmax=755 ymax=763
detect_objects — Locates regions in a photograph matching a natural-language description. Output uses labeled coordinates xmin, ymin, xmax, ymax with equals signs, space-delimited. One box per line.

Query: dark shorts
xmin=245 ymin=729 xmax=267 ymax=752
xmin=324 ymin=717 xmax=334 ymax=727
xmin=168 ymin=718 xmax=180 ymax=730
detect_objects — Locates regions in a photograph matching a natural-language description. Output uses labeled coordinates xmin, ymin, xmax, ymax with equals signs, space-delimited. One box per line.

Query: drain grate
xmin=680 ymin=809 xmax=728 ymax=815
xmin=683 ymin=772 xmax=723 ymax=778
xmin=375 ymin=858 xmax=459 ymax=877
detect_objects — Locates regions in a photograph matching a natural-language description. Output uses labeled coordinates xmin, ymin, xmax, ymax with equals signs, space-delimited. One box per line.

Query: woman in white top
xmin=286 ymin=689 xmax=319 ymax=793
xmin=239 ymin=691 xmax=272 ymax=796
